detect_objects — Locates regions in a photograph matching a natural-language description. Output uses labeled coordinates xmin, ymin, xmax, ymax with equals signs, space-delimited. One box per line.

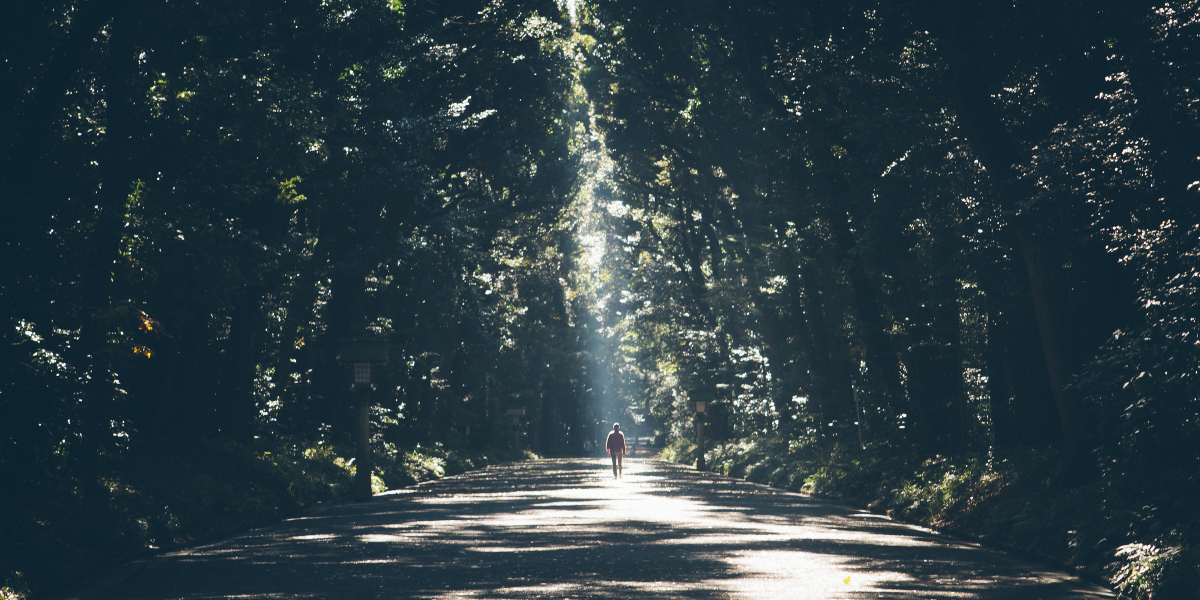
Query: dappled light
xmin=4 ymin=0 xmax=1199 ymax=597
xmin=89 ymin=459 xmax=1110 ymax=600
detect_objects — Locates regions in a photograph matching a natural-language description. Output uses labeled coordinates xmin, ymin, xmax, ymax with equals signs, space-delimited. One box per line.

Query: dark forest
xmin=3 ymin=0 xmax=1198 ymax=597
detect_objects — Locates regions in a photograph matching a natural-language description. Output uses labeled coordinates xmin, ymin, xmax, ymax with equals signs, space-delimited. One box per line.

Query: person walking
xmin=606 ymin=423 xmax=627 ymax=478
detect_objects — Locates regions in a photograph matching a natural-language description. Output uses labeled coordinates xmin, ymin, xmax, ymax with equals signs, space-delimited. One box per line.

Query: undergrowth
xmin=1 ymin=438 xmax=524 ymax=600
xmin=664 ymin=436 xmax=1199 ymax=599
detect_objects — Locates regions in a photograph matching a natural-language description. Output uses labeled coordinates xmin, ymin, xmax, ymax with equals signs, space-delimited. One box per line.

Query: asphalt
xmin=61 ymin=456 xmax=1115 ymax=599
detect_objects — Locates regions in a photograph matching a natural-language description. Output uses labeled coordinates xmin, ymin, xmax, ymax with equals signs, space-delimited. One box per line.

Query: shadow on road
xmin=84 ymin=458 xmax=1113 ymax=600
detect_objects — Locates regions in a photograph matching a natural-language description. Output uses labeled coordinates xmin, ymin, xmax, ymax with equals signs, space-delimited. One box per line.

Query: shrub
xmin=1108 ymin=544 xmax=1200 ymax=600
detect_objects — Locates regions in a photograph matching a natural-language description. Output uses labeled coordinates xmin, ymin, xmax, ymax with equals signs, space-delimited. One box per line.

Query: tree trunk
xmin=801 ymin=253 xmax=856 ymax=430
xmin=932 ymin=0 xmax=1088 ymax=474
xmin=214 ymin=287 xmax=265 ymax=442
xmin=273 ymin=267 xmax=320 ymax=392
xmin=784 ymin=253 xmax=820 ymax=417
xmin=827 ymin=209 xmax=909 ymax=429
xmin=76 ymin=3 xmax=142 ymax=490
xmin=984 ymin=302 xmax=1017 ymax=450
xmin=151 ymin=316 xmax=207 ymax=439
xmin=321 ymin=264 xmax=368 ymax=430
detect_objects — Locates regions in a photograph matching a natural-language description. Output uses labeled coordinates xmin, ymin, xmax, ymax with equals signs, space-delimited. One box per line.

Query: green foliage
xmin=1109 ymin=544 xmax=1200 ymax=600
xmin=1110 ymin=544 xmax=1181 ymax=600
xmin=0 ymin=433 xmax=513 ymax=596
xmin=4 ymin=0 xmax=1200 ymax=596
xmin=659 ymin=438 xmax=697 ymax=464
xmin=373 ymin=441 xmax=503 ymax=489
xmin=0 ymin=437 xmax=342 ymax=595
xmin=684 ymin=436 xmax=1200 ymax=594
xmin=1 ymin=0 xmax=587 ymax=592
xmin=577 ymin=0 xmax=1199 ymax=594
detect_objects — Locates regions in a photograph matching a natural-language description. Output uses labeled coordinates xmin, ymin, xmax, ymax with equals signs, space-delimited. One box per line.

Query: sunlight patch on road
xmin=357 ymin=533 xmax=408 ymax=543
xmin=210 ymin=595 xmax=322 ymax=599
xmin=414 ymin=490 xmax=559 ymax=501
xmin=466 ymin=545 xmax=593 ymax=553
xmin=426 ymin=579 xmax=707 ymax=599
xmin=717 ymin=549 xmax=890 ymax=599
xmin=420 ymin=583 xmax=585 ymax=599
xmin=373 ymin=525 xmax=442 ymax=535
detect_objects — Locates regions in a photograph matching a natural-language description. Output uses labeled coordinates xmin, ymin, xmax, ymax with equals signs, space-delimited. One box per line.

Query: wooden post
xmin=355 ymin=389 xmax=373 ymax=500
xmin=335 ymin=339 xmax=388 ymax=500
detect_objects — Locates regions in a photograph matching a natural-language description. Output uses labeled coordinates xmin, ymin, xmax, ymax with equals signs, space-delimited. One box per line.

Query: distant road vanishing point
xmin=69 ymin=457 xmax=1113 ymax=600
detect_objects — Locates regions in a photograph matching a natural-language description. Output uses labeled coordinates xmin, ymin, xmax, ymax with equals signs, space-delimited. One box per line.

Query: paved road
xmin=73 ymin=457 xmax=1113 ymax=599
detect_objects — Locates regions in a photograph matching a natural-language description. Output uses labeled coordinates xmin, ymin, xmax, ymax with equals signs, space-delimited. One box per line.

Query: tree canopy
xmin=3 ymin=0 xmax=1199 ymax=597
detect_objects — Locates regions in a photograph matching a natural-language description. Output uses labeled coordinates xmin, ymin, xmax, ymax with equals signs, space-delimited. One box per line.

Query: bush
xmin=668 ymin=435 xmax=1200 ymax=595
xmin=1 ymin=436 xmax=508 ymax=598
xmin=660 ymin=438 xmax=697 ymax=464
xmin=1109 ymin=544 xmax=1200 ymax=600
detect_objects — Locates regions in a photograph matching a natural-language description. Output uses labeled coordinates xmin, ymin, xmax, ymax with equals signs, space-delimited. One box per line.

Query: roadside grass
xmin=663 ymin=436 xmax=1200 ymax=599
xmin=1 ymin=438 xmax=523 ymax=600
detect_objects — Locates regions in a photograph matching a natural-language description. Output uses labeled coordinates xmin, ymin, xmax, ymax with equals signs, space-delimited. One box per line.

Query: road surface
xmin=66 ymin=456 xmax=1114 ymax=599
